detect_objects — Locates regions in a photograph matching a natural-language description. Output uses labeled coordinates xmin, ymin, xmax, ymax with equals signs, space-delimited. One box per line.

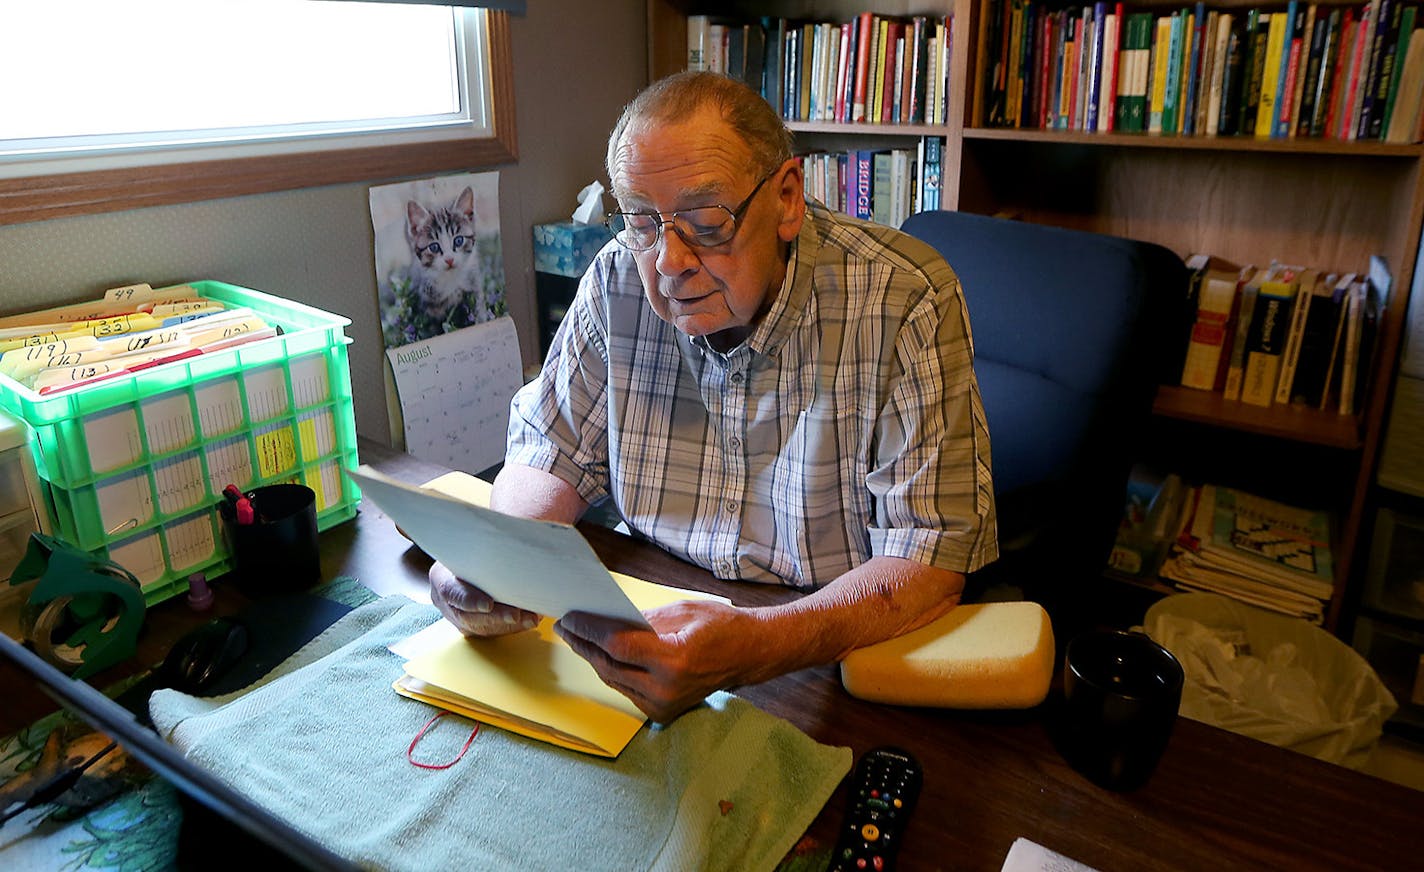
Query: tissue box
xmin=533 ymin=222 xmax=612 ymax=278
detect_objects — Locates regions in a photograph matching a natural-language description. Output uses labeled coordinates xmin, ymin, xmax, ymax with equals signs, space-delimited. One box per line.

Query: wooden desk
xmin=5 ymin=442 xmax=1422 ymax=871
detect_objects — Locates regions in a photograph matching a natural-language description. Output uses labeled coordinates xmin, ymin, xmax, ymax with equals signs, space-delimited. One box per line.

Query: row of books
xmin=0 ymin=283 xmax=274 ymax=395
xmin=799 ymin=136 xmax=946 ymax=228
xmin=687 ymin=13 xmax=954 ymax=125
xmin=1174 ymin=254 xmax=1392 ymax=416
xmin=977 ymin=0 xmax=1424 ymax=143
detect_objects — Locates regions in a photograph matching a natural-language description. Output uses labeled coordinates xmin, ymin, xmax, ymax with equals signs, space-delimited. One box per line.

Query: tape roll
xmin=20 ymin=557 xmax=146 ymax=678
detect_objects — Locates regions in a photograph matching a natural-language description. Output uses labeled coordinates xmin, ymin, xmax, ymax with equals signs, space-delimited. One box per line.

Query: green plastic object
xmin=0 ymin=281 xmax=361 ymax=607
xmin=11 ymin=533 xmax=147 ymax=680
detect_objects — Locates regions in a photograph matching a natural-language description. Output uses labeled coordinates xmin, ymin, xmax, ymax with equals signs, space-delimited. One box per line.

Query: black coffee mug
xmin=1059 ymin=629 xmax=1184 ymax=792
xmin=222 ymin=483 xmax=321 ymax=594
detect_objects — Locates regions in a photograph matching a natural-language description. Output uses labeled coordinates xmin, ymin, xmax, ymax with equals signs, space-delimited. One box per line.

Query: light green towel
xmin=149 ymin=597 xmax=850 ymax=871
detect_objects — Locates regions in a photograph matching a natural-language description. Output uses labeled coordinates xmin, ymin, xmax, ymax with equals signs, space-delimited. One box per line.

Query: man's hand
xmin=428 ymin=560 xmax=542 ymax=637
xmin=553 ymin=599 xmax=755 ymax=723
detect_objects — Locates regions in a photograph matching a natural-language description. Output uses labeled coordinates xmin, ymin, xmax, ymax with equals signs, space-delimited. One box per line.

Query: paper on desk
xmin=391 ymin=573 xmax=731 ymax=757
xmin=1001 ymin=837 xmax=1101 ymax=872
xmin=346 ymin=464 xmax=649 ymax=627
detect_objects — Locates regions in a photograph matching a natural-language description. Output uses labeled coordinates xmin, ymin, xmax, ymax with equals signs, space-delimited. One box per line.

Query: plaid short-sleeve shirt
xmin=507 ymin=200 xmax=997 ymax=588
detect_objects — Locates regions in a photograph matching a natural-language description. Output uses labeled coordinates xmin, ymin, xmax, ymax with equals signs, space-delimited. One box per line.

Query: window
xmin=0 ymin=1 xmax=516 ymax=225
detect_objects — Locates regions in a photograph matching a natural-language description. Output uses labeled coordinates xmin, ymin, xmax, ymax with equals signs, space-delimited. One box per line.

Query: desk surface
xmin=5 ymin=441 xmax=1422 ymax=871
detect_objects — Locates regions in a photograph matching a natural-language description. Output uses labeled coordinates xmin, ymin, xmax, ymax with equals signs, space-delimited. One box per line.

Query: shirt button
xmin=729 ymin=371 xmax=744 ymax=385
xmin=728 ymin=437 xmax=742 ymax=451
xmin=725 ymin=500 xmax=738 ymax=514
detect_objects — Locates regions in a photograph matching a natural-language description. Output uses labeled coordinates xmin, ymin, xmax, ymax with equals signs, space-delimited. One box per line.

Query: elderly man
xmin=430 ymin=71 xmax=997 ymax=722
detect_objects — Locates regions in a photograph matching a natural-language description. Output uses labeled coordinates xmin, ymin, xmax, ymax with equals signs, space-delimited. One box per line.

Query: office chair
xmin=900 ymin=210 xmax=1188 ymax=637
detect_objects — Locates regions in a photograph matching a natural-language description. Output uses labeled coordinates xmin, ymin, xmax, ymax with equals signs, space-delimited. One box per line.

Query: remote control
xmin=826 ymin=746 xmax=923 ymax=872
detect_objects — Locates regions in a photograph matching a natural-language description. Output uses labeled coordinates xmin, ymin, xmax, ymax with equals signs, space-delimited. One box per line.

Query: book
xmin=1287 ymin=271 xmax=1348 ymax=407
xmin=1378 ymin=3 xmax=1418 ymax=136
xmin=1178 ymin=483 xmax=1335 ymax=601
xmin=1340 ymin=254 xmax=1393 ymax=415
xmin=1179 ymin=255 xmax=1243 ymax=390
xmin=1149 ymin=14 xmax=1173 ymax=132
xmin=1275 ymin=0 xmax=1308 ymax=137
xmin=1256 ymin=10 xmax=1289 ymax=137
xmin=1240 ymin=11 xmax=1271 ymax=134
xmin=1240 ymin=265 xmax=1299 ymax=406
xmin=1217 ymin=15 xmax=1246 ymax=135
xmin=1317 ymin=272 xmax=1358 ymax=410
xmin=1098 ymin=5 xmax=1123 ymax=132
xmin=1386 ymin=27 xmax=1424 ymax=142
xmin=853 ymin=13 xmax=875 ymax=122
xmin=1221 ymin=267 xmax=1264 ymax=402
xmin=1296 ymin=6 xmax=1335 ymax=136
xmin=1360 ymin=0 xmax=1401 ymax=138
xmin=687 ymin=15 xmax=710 ymax=71
xmin=1273 ymin=268 xmax=1319 ymax=404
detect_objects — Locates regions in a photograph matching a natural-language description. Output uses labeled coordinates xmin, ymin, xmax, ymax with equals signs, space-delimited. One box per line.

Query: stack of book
xmin=976 ymin=0 xmax=1424 ymax=143
xmin=1172 ymin=253 xmax=1392 ymax=416
xmin=688 ymin=12 xmax=954 ymax=126
xmin=1161 ymin=483 xmax=1335 ymax=622
xmin=800 ymin=135 xmax=945 ymax=225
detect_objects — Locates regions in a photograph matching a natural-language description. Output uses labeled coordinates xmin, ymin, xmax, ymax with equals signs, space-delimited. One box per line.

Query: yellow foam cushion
xmin=840 ymin=601 xmax=1055 ymax=709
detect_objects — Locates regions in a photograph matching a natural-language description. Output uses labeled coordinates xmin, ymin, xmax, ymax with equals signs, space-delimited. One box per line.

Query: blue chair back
xmin=900 ymin=210 xmax=1187 ymax=619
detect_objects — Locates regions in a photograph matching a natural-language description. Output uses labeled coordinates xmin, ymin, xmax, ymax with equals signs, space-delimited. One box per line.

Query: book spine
xmin=1222 ymin=280 xmax=1260 ymax=402
xmin=1367 ymin=0 xmax=1407 ymax=138
xmin=1378 ymin=4 xmax=1417 ymax=136
xmin=1274 ymin=1 xmax=1306 ymax=137
xmin=1100 ymin=6 xmax=1123 ymax=131
xmin=1274 ymin=275 xmax=1314 ymax=404
xmin=1256 ymin=11 xmax=1288 ymax=137
xmin=687 ymin=15 xmax=710 ymax=71
xmin=1206 ymin=13 xmax=1233 ymax=135
xmin=1359 ymin=0 xmax=1398 ymax=138
xmin=1183 ymin=3 xmax=1208 ymax=135
xmin=1285 ymin=5 xmax=1316 ymax=138
xmin=1343 ymin=5 xmax=1378 ymax=139
xmin=853 ymin=13 xmax=875 ymax=123
xmin=1241 ymin=282 xmax=1295 ymax=407
xmin=1296 ymin=7 xmax=1332 ymax=136
xmin=1218 ymin=17 xmax=1246 ymax=135
xmin=854 ymin=150 xmax=875 ymax=221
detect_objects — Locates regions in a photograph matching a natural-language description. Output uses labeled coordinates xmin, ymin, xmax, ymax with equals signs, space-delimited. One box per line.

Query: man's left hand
xmin=554 ymin=600 xmax=755 ymax=723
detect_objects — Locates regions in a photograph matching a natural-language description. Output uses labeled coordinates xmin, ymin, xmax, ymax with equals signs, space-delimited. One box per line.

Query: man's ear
xmin=774 ymin=160 xmax=806 ymax=243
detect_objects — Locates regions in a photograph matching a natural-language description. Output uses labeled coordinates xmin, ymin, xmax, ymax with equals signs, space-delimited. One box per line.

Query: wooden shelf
xmin=1153 ymin=385 xmax=1364 ymax=450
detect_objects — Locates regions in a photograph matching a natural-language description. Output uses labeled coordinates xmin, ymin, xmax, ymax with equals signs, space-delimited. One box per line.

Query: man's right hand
xmin=428 ymin=560 xmax=542 ymax=637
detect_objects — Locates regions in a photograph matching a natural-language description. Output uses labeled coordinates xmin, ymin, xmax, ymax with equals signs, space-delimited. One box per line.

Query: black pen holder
xmin=222 ymin=484 xmax=320 ymax=594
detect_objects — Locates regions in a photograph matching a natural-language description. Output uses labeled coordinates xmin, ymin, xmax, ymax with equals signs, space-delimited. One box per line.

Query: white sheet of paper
xmin=385 ymin=316 xmax=522 ymax=475
xmin=1000 ymin=837 xmax=1101 ymax=872
xmin=346 ymin=465 xmax=649 ymax=627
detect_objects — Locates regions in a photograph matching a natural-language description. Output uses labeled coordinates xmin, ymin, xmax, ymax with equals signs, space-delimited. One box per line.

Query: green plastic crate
xmin=0 ymin=281 xmax=361 ymax=605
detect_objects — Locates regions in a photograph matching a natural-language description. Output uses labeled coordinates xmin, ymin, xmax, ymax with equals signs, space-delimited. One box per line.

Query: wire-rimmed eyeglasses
xmin=605 ymin=171 xmax=775 ymax=252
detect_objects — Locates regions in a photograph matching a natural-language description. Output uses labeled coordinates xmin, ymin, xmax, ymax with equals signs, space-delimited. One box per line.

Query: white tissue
xmin=572 ymin=181 xmax=606 ymax=225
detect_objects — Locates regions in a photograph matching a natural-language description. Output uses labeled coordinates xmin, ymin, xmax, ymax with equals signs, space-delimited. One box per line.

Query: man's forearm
xmin=490 ymin=462 xmax=588 ymax=525
xmin=733 ymin=556 xmax=964 ymax=686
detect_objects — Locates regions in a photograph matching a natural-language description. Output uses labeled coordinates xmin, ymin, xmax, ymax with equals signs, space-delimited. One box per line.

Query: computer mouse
xmin=160 ymin=617 xmax=250 ymax=695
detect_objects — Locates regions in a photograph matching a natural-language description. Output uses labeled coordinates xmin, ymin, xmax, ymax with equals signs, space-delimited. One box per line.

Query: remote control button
xmin=861 ymin=823 xmax=880 ymax=842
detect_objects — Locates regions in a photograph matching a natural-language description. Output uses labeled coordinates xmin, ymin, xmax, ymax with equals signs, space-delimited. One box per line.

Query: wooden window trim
xmin=0 ymin=11 xmax=517 ymax=228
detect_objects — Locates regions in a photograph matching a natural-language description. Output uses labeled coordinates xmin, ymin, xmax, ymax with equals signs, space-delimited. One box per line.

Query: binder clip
xmin=9 ymin=533 xmax=147 ymax=680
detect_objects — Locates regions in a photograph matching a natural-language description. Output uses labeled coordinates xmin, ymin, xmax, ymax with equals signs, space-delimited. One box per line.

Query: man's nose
xmin=655 ymin=221 xmax=699 ymax=277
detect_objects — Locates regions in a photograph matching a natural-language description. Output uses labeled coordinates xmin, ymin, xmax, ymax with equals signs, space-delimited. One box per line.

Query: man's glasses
xmin=605 ymin=171 xmax=775 ymax=252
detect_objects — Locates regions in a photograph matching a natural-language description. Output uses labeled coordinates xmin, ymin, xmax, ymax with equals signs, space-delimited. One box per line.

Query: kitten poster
xmin=370 ymin=171 xmax=505 ymax=349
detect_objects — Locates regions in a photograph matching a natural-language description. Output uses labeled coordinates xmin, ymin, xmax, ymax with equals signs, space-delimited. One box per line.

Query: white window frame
xmin=1 ymin=8 xmax=516 ymax=226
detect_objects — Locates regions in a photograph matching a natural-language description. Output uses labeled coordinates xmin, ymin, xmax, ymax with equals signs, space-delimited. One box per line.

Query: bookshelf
xmin=647 ymin=0 xmax=1424 ymax=633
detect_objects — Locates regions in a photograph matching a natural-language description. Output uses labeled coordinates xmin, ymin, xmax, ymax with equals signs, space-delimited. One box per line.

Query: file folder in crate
xmin=0 ymin=281 xmax=361 ymax=605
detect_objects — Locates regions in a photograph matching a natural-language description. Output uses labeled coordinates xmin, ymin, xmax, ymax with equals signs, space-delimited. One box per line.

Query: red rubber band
xmin=406 ymin=711 xmax=480 ymax=770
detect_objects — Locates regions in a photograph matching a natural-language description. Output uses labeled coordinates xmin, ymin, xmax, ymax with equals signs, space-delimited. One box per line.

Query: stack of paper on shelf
xmin=1161 ymin=483 xmax=1334 ymax=623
